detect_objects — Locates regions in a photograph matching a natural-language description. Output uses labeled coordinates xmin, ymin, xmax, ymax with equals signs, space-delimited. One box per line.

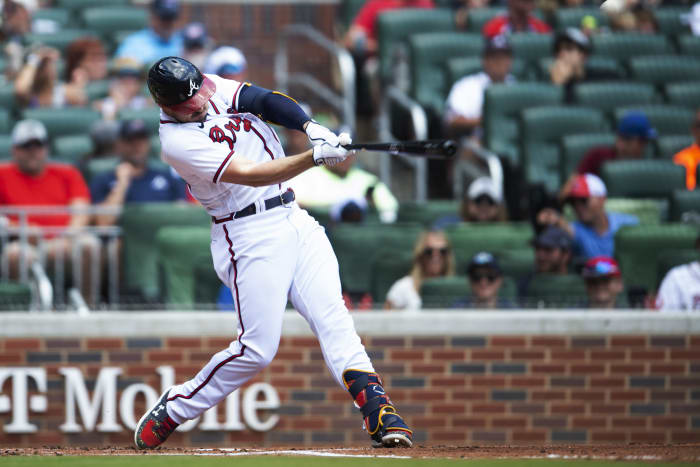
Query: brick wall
xmin=2 ymin=333 xmax=699 ymax=446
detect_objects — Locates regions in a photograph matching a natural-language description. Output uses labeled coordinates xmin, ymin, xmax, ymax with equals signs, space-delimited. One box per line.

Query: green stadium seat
xmin=538 ymin=55 xmax=626 ymax=81
xmin=444 ymin=223 xmax=533 ymax=269
xmin=82 ymin=7 xmax=148 ymax=37
xmin=0 ymin=135 xmax=13 ymax=160
xmin=498 ymin=248 xmax=535 ymax=283
xmin=554 ymin=7 xmax=609 ymax=30
xmin=377 ymin=9 xmax=455 ymax=83
xmin=669 ymin=189 xmax=700 ymax=222
xmin=149 ymin=134 xmax=162 ymax=160
xmin=574 ymin=82 xmax=655 ymax=115
xmin=605 ymin=198 xmax=663 ymax=225
xmin=445 ymin=56 xmax=527 ymax=89
xmin=370 ymin=251 xmax=413 ymax=303
xmin=0 ymin=109 xmax=10 ymax=134
xmin=119 ymin=107 xmax=161 ymax=134
xmin=25 ymin=30 xmax=96 ymax=52
xmin=396 ymin=200 xmax=460 ymax=226
xmin=83 ymin=156 xmax=119 ymax=182
xmin=85 ymin=79 xmax=110 ymax=102
xmin=615 ymin=223 xmax=698 ymax=291
xmin=522 ymin=274 xmax=587 ymax=308
xmin=338 ymin=0 xmax=367 ymax=32
xmin=559 ymin=133 xmax=616 ymax=182
xmin=629 ymin=56 xmax=700 ymax=87
xmin=601 ymin=160 xmax=686 ymax=198
xmin=510 ymin=33 xmax=552 ymax=64
xmin=57 ymin=0 xmax=129 ymax=10
xmin=52 ymin=135 xmax=93 ymax=163
xmin=421 ymin=275 xmax=517 ymax=308
xmin=330 ymin=223 xmax=422 ymax=294
xmin=33 ymin=8 xmax=73 ymax=29
xmin=23 ymin=107 xmax=101 ymax=138
xmin=409 ymin=32 xmax=484 ymax=113
xmin=664 ymin=82 xmax=700 ymax=109
xmin=654 ymin=7 xmax=691 ymax=37
xmin=613 ymin=105 xmax=694 ymax=137
xmin=120 ymin=203 xmax=211 ymax=301
xmin=466 ymin=8 xmax=506 ymax=33
xmin=592 ymin=33 xmax=671 ymax=61
xmin=678 ymin=34 xmax=700 ymax=56
xmin=656 ymin=135 xmax=693 ymax=159
xmin=0 ymin=281 xmax=32 ymax=311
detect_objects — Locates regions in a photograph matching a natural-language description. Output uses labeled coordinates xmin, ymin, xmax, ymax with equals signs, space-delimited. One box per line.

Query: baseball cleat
xmin=372 ymin=406 xmax=413 ymax=448
xmin=134 ymin=388 xmax=179 ymax=449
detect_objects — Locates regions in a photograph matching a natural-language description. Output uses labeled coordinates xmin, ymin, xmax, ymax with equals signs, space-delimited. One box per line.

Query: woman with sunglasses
xmin=384 ymin=230 xmax=455 ymax=310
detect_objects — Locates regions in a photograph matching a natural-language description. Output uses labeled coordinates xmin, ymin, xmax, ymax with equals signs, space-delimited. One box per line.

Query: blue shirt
xmin=90 ymin=166 xmax=186 ymax=204
xmin=115 ymin=29 xmax=183 ymax=65
xmin=572 ymin=212 xmax=639 ymax=259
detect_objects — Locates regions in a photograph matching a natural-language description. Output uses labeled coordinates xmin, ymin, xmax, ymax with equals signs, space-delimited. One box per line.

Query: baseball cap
xmin=151 ymin=0 xmax=180 ymax=20
xmin=569 ymin=173 xmax=607 ymax=199
xmin=554 ymin=27 xmax=591 ymax=54
xmin=617 ymin=111 xmax=657 ymax=140
xmin=467 ymin=177 xmax=502 ymax=203
xmin=119 ymin=119 xmax=150 ymax=139
xmin=483 ymin=35 xmax=512 ymax=56
xmin=582 ymin=256 xmax=621 ymax=279
xmin=110 ymin=57 xmax=142 ymax=78
xmin=11 ymin=119 xmax=48 ymax=146
xmin=533 ymin=226 xmax=573 ymax=250
xmin=467 ymin=251 xmax=501 ymax=275
xmin=183 ymin=22 xmax=208 ymax=49
xmin=204 ymin=46 xmax=247 ymax=77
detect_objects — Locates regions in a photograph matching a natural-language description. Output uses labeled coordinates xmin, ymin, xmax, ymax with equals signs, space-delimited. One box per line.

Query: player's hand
xmin=313 ymin=133 xmax=352 ymax=167
xmin=305 ymin=121 xmax=340 ymax=148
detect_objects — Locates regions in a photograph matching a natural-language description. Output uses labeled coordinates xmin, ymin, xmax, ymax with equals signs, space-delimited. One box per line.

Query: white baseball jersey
xmin=159 ymin=74 xmax=288 ymax=217
xmin=656 ymin=261 xmax=700 ymax=311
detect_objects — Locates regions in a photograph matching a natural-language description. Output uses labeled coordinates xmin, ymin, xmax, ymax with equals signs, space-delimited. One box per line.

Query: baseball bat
xmin=342 ymin=139 xmax=457 ymax=159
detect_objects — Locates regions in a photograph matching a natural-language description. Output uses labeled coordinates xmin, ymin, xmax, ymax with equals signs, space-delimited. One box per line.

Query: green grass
xmin=0 ymin=458 xmax=697 ymax=467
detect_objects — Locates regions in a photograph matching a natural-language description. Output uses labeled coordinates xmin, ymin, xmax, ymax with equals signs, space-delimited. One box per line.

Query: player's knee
xmin=248 ymin=343 xmax=278 ymax=369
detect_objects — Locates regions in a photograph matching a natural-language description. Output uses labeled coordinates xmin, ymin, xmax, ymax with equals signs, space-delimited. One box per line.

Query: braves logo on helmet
xmin=188 ymin=79 xmax=200 ymax=97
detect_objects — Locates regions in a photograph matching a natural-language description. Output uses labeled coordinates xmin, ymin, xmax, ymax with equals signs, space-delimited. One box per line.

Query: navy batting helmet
xmin=147 ymin=56 xmax=216 ymax=112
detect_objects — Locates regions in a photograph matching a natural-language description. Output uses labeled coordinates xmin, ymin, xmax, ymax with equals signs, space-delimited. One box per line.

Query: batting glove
xmin=313 ymin=133 xmax=352 ymax=167
xmin=305 ymin=121 xmax=340 ymax=148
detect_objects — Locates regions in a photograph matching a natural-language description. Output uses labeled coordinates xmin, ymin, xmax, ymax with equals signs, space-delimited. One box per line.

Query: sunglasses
xmin=423 ymin=247 xmax=450 ymax=258
xmin=469 ymin=272 xmax=499 ymax=283
xmin=585 ymin=276 xmax=613 ymax=286
xmin=473 ymin=195 xmax=496 ymax=206
xmin=18 ymin=140 xmax=46 ymax=149
xmin=570 ymin=197 xmax=589 ymax=206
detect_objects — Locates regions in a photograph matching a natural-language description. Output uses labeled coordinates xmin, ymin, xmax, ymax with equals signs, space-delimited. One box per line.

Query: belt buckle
xmin=280 ymin=191 xmax=292 ymax=208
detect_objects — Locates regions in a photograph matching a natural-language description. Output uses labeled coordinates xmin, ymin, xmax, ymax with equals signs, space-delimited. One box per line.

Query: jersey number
xmin=209 ymin=117 xmax=252 ymax=150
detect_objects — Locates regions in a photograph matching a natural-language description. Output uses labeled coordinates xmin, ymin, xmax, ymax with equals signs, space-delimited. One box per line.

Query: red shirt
xmin=353 ymin=0 xmax=435 ymax=41
xmin=0 ymin=162 xmax=90 ymax=228
xmin=483 ymin=14 xmax=551 ymax=38
xmin=576 ymin=146 xmax=617 ymax=176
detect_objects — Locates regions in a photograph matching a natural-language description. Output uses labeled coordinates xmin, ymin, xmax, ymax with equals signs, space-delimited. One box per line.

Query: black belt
xmin=212 ymin=190 xmax=295 ymax=224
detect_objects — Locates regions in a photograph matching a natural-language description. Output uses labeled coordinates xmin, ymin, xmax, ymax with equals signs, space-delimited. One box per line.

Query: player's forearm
xmin=220 ymin=150 xmax=315 ymax=186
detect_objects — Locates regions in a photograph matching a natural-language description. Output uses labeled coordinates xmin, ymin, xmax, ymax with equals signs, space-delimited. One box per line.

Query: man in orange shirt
xmin=673 ymin=109 xmax=700 ymax=190
xmin=0 ymin=119 xmax=99 ymax=305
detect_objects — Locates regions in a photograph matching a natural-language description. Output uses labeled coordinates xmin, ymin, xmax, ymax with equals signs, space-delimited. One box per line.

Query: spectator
xmin=115 ymin=0 xmax=183 ymax=64
xmin=182 ymin=22 xmax=211 ymax=70
xmin=518 ymin=226 xmax=573 ymax=298
xmin=87 ymin=120 xmax=120 ymax=160
xmin=538 ymin=173 xmax=638 ymax=259
xmin=90 ymin=119 xmax=186 ymax=226
xmin=672 ymin=109 xmax=700 ymax=190
xmin=0 ymin=119 xmax=98 ymax=303
xmin=444 ymin=35 xmax=515 ymax=140
xmin=455 ymin=252 xmax=510 ymax=308
xmin=656 ymin=233 xmax=700 ymax=311
xmin=436 ymin=176 xmax=507 ymax=227
xmin=384 ymin=230 xmax=455 ymax=310
xmin=95 ymin=58 xmax=150 ymax=120
xmin=204 ymin=46 xmax=247 ymax=82
xmin=1 ymin=0 xmax=34 ymax=80
xmin=582 ymin=256 xmax=624 ymax=309
xmin=483 ymin=0 xmax=551 ymax=38
xmin=64 ymin=37 xmax=108 ymax=92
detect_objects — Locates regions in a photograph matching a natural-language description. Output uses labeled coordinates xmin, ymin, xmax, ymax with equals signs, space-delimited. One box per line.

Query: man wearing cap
xmin=91 ymin=119 xmax=186 ymax=227
xmin=444 ymin=35 xmax=515 ymax=140
xmin=0 ymin=119 xmax=99 ymax=303
xmin=518 ymin=226 xmax=573 ymax=299
xmin=582 ymin=256 xmax=625 ymax=309
xmin=434 ymin=176 xmax=506 ymax=228
xmin=454 ymin=252 xmax=510 ymax=309
xmin=538 ymin=173 xmax=638 ymax=260
xmin=483 ymin=0 xmax=551 ymax=38
xmin=656 ymin=233 xmax=700 ymax=311
xmin=204 ymin=46 xmax=247 ymax=82
xmin=115 ymin=0 xmax=183 ymax=64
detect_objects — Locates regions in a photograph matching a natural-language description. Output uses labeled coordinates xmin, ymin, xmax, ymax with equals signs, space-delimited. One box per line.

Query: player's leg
xmin=287 ymin=207 xmax=413 ymax=447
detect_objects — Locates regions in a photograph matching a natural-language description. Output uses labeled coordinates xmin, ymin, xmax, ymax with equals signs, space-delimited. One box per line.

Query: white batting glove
xmin=305 ymin=121 xmax=340 ymax=148
xmin=313 ymin=133 xmax=352 ymax=167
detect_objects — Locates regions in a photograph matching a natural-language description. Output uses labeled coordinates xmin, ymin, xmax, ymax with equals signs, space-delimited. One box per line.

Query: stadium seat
xmin=82 ymin=7 xmax=148 ymax=37
xmin=446 ymin=56 xmax=527 ymax=89
xmin=377 ymin=9 xmax=455 ymax=83
xmin=0 ymin=86 xmax=17 ymax=115
xmin=678 ymin=34 xmax=700 ymax=56
xmin=654 ymin=7 xmax=691 ymax=37
xmin=601 ymin=160 xmax=686 ymax=198
xmin=559 ymin=133 xmax=616 ymax=182
xmin=444 ymin=223 xmax=533 ymax=269
xmin=466 ymin=8 xmax=506 ymax=33
xmin=25 ymin=30 xmax=96 ymax=52
xmin=370 ymin=251 xmax=413 ymax=303
xmin=83 ymin=156 xmax=119 ymax=182
xmin=149 ymin=134 xmax=162 ymax=160
xmin=57 ymin=0 xmax=129 ymax=10
xmin=120 ymin=203 xmax=210 ymax=301
xmin=0 ymin=109 xmax=10 ymax=134
xmin=591 ymin=33 xmax=671 ymax=61
xmin=656 ymin=135 xmax=693 ymax=159
xmin=85 ymin=80 xmax=110 ymax=102
xmin=629 ymin=56 xmax=700 ymax=87
xmin=669 ymin=189 xmax=700 ymax=222
xmin=409 ymin=32 xmax=484 ymax=113
xmin=118 ymin=107 xmax=161 ymax=134
xmin=510 ymin=33 xmax=552 ymax=64
xmin=421 ymin=275 xmax=517 ymax=308
xmin=0 ymin=135 xmax=13 ymax=160
xmin=522 ymin=274 xmax=587 ymax=308
xmin=538 ymin=56 xmax=626 ymax=82
xmin=615 ymin=223 xmax=698 ymax=292
xmin=33 ymin=8 xmax=73 ymax=29
xmin=554 ymin=7 xmax=609 ymax=30
xmin=0 ymin=282 xmax=32 ymax=311
xmin=23 ymin=107 xmax=100 ymax=138
xmin=498 ymin=248 xmax=535 ymax=283
xmin=338 ymin=0 xmax=367 ymax=32
xmin=573 ymin=82 xmax=656 ymax=115
xmin=613 ymin=105 xmax=694 ymax=137
xmin=52 ymin=135 xmax=93 ymax=164
xmin=664 ymin=82 xmax=700 ymax=109
xmin=604 ymin=198 xmax=663 ymax=225
xmin=396 ymin=200 xmax=460 ymax=226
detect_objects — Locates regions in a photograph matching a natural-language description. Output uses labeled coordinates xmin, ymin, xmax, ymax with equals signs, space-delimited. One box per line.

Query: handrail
xmin=275 ymin=24 xmax=356 ymax=133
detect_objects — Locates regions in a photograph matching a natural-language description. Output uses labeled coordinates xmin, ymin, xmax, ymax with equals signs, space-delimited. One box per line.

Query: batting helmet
xmin=147 ymin=56 xmax=216 ymax=113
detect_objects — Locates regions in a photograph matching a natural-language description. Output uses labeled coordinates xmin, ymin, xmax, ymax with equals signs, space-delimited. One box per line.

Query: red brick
xmin=173 ymin=365 xmax=201 ymax=377
xmin=85 ymin=338 xmax=122 ymax=350
xmin=0 ymin=353 xmax=22 ymax=364
xmin=610 ymin=336 xmax=647 ymax=347
xmin=650 ymin=363 xmax=686 ymax=374
xmin=471 ymin=376 xmax=506 ymax=387
xmin=610 ymin=390 xmax=646 ymax=402
xmin=291 ymin=418 xmax=327 ymax=430
xmin=275 ymin=350 xmax=304 ymax=360
xmin=471 ymin=350 xmax=505 ymax=360
xmin=414 ymin=416 xmax=447 ymax=428
xmin=390 ymin=349 xmax=425 ymax=361
xmin=166 ymin=338 xmax=201 ymax=349
xmin=4 ymin=338 xmax=41 ymax=351
xmin=290 ymin=337 xmax=318 ymax=348
xmin=572 ymin=417 xmax=607 ymax=428
xmin=472 ymin=403 xmax=506 ymax=414
xmin=271 ymin=377 xmax=304 ymax=388
xmin=513 ymin=431 xmax=547 ymax=442
xmin=413 ymin=337 xmax=446 ymax=347
xmin=591 ymin=431 xmax=627 ymax=442
xmin=205 ymin=337 xmax=233 ymax=349
xmin=590 ymin=350 xmax=626 ymax=360
xmin=612 ymin=417 xmax=646 ymax=428
xmin=570 ymin=363 xmax=606 ymax=373
xmin=531 ymin=336 xmax=567 ymax=347
xmin=370 ymin=337 xmax=405 ymax=347
xmin=431 ymin=376 xmax=466 ymax=387
xmin=268 ymin=363 xmax=287 ymax=374
xmin=571 ymin=391 xmax=606 ymax=401
xmin=432 ymin=431 xmax=468 ymax=442
xmin=631 ymin=432 xmax=667 ymax=443
xmin=590 ymin=377 xmax=625 ymax=388
xmin=188 ymin=351 xmax=214 ymax=362
xmin=651 ymin=417 xmax=687 ymax=428
xmin=453 ymin=390 xmax=487 ymax=401
xmin=610 ymin=363 xmax=645 ymax=373
xmin=510 ymin=349 xmax=545 ymax=360
xmin=411 ymin=363 xmax=444 ymax=373
xmin=531 ymin=363 xmax=566 ymax=374
xmin=591 ymin=404 xmax=626 ymax=415
xmin=551 ymin=404 xmax=585 ymax=414
xmin=149 ymin=350 xmax=183 ymax=363
xmin=532 ymin=390 xmax=566 ymax=401
xmin=509 ymin=376 xmax=546 ymax=387
xmin=511 ymin=403 xmax=545 ymax=414
xmin=631 ymin=350 xmax=666 ymax=360
xmin=410 ymin=390 xmax=446 ymax=402
xmin=491 ymin=337 xmax=526 ymax=347
xmin=552 ymin=349 xmax=586 ymax=359
xmin=671 ymin=431 xmax=700 ymax=442
xmin=650 ymin=390 xmax=686 ymax=401
xmin=670 ymin=349 xmax=700 ymax=359
xmin=126 ymin=365 xmax=159 ymax=377
xmin=433 ymin=403 xmax=467 ymax=415
xmin=492 ymin=417 xmax=527 ymax=428
xmin=453 ymin=416 xmax=487 ymax=428
xmin=690 ymin=336 xmax=700 ymax=347
xmin=670 ymin=376 xmax=700 ymax=387
xmin=431 ymin=349 xmax=466 ymax=360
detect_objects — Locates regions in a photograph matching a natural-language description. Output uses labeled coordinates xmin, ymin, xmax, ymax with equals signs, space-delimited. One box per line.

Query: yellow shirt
xmin=673 ymin=144 xmax=700 ymax=190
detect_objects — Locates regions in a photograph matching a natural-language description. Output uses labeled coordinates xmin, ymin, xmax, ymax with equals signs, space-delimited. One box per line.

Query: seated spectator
xmin=91 ymin=119 xmax=186 ymax=226
xmin=483 ymin=0 xmax=551 ymax=38
xmin=95 ymin=58 xmax=150 ymax=121
xmin=609 ymin=3 xmax=658 ymax=33
xmin=0 ymin=119 xmax=98 ymax=304
xmin=14 ymin=46 xmax=86 ymax=108
xmin=518 ymin=226 xmax=573 ymax=298
xmin=444 ymin=35 xmax=515 ymax=140
xmin=116 ymin=0 xmax=183 ymax=64
xmin=539 ymin=173 xmax=638 ymax=260
xmin=385 ymin=230 xmax=455 ymax=310
xmin=204 ymin=46 xmax=248 ymax=82
xmin=291 ymin=154 xmax=399 ymax=223
xmin=1 ymin=0 xmax=33 ymax=80
xmin=182 ymin=22 xmax=211 ymax=69
xmin=582 ymin=256 xmax=624 ymax=309
xmin=655 ymin=232 xmax=700 ymax=311
xmin=455 ymin=252 xmax=511 ymax=308
xmin=435 ymin=176 xmax=507 ymax=228
xmin=672 ymin=109 xmax=700 ymax=190
xmin=63 ymin=37 xmax=109 ymax=106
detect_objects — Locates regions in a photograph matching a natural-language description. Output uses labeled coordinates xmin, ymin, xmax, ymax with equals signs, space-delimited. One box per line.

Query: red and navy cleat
xmin=134 ymin=388 xmax=179 ymax=449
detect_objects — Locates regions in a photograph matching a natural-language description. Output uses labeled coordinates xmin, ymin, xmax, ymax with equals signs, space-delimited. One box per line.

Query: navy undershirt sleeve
xmin=237 ymin=84 xmax=311 ymax=131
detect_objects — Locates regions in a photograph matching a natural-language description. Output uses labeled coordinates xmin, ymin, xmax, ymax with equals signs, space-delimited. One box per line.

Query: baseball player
xmin=133 ymin=57 xmax=412 ymax=449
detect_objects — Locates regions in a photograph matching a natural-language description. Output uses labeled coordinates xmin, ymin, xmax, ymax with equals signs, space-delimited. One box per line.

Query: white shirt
xmin=159 ymin=74 xmax=287 ymax=217
xmin=656 ymin=261 xmax=700 ymax=311
xmin=445 ymin=71 xmax=515 ymax=122
xmin=386 ymin=275 xmax=421 ymax=310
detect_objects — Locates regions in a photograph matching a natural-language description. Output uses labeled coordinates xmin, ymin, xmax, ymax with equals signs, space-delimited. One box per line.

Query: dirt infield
xmin=2 ymin=444 xmax=700 ymax=461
